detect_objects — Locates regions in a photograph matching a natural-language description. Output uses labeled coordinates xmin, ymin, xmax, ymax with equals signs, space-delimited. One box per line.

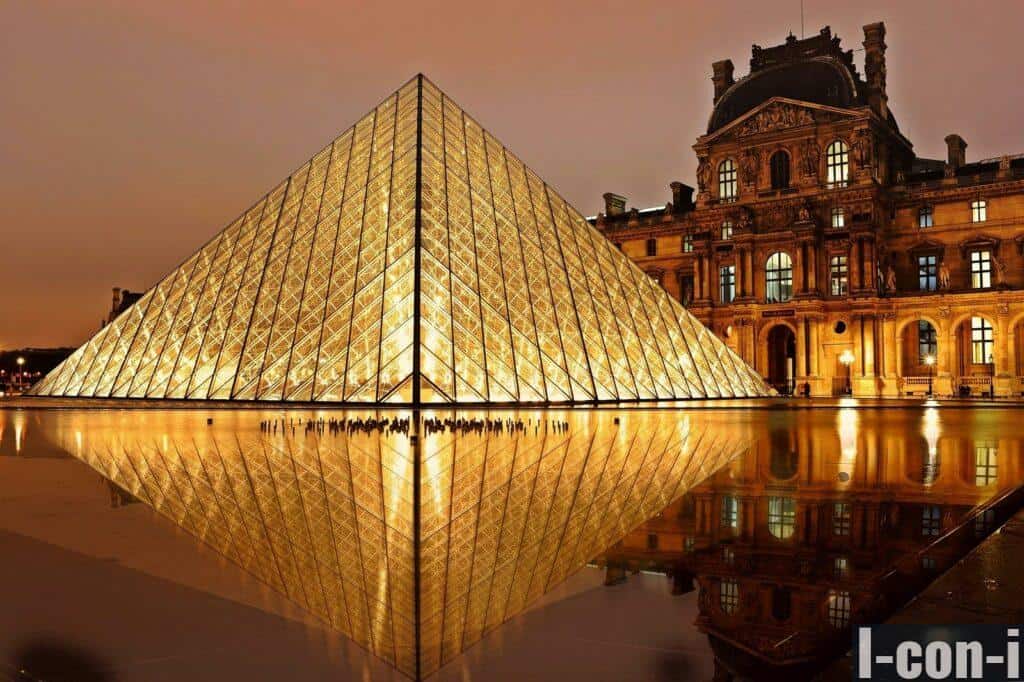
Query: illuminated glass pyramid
xmin=31 ymin=75 xmax=769 ymax=403
xmin=42 ymin=409 xmax=753 ymax=679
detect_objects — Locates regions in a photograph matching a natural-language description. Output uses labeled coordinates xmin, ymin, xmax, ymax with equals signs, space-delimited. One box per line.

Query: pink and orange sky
xmin=3 ymin=1 xmax=1022 ymax=348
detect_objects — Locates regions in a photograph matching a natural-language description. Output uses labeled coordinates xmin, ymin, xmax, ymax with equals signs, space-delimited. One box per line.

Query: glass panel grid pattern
xmin=41 ymin=408 xmax=754 ymax=679
xmin=31 ymin=76 xmax=770 ymax=404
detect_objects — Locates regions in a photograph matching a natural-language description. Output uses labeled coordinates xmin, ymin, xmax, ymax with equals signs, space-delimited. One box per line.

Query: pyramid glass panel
xmin=31 ymin=75 xmax=771 ymax=405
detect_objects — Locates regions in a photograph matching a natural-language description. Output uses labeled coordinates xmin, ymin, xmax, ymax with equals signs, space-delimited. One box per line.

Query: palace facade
xmin=593 ymin=23 xmax=1024 ymax=397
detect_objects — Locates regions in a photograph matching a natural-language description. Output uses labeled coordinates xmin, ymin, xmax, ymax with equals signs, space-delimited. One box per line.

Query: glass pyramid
xmin=30 ymin=76 xmax=770 ymax=404
xmin=41 ymin=409 xmax=753 ymax=678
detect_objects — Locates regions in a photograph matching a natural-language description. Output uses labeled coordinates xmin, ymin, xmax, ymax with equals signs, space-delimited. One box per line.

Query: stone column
xmin=806 ymin=241 xmax=818 ymax=293
xmin=847 ymin=239 xmax=857 ymax=290
xmin=695 ymin=255 xmax=704 ymax=300
xmin=746 ymin=249 xmax=754 ymax=299
xmin=994 ymin=308 xmax=1012 ymax=397
xmin=864 ymin=238 xmax=876 ymax=292
xmin=795 ymin=243 xmax=805 ymax=294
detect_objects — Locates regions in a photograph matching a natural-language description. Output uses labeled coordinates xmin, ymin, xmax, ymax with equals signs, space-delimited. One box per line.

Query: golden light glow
xmin=40 ymin=408 xmax=752 ymax=678
xmin=29 ymin=76 xmax=769 ymax=405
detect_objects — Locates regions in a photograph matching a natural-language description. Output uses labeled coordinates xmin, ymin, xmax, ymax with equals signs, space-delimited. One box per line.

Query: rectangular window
xmin=970 ymin=250 xmax=992 ymax=289
xmin=720 ymin=580 xmax=739 ymax=614
xmin=975 ymin=444 xmax=997 ymax=486
xmin=827 ymin=590 xmax=851 ymax=628
xmin=768 ymin=497 xmax=796 ymax=539
xmin=831 ymin=207 xmax=845 ymax=228
xmin=834 ymin=557 xmax=849 ymax=579
xmin=679 ymin=274 xmax=694 ymax=307
xmin=971 ymin=316 xmax=994 ymax=364
xmin=720 ymin=221 xmax=733 ymax=240
xmin=919 ymin=205 xmax=933 ymax=228
xmin=971 ymin=200 xmax=987 ymax=223
xmin=922 ymin=505 xmax=942 ymax=536
xmin=721 ymin=496 xmax=739 ymax=530
xmin=645 ymin=238 xmax=657 ymax=257
xmin=682 ymin=233 xmax=693 ymax=253
xmin=917 ymin=255 xmax=937 ymax=291
xmin=722 ymin=546 xmax=735 ymax=565
xmin=832 ymin=502 xmax=851 ymax=536
xmin=719 ymin=265 xmax=735 ymax=303
xmin=647 ymin=533 xmax=658 ymax=550
xmin=830 ymin=255 xmax=848 ymax=296
xmin=719 ymin=160 xmax=738 ymax=202
xmin=975 ymin=508 xmax=996 ymax=538
xmin=918 ymin=321 xmax=937 ymax=364
xmin=922 ymin=556 xmax=937 ymax=571
xmin=685 ymin=537 xmax=695 ymax=552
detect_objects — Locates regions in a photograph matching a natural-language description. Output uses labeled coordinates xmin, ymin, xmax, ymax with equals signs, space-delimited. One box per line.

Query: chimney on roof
xmin=111 ymin=287 xmax=121 ymax=314
xmin=862 ymin=22 xmax=888 ymax=119
xmin=603 ymin=193 xmax=627 ymax=216
xmin=712 ymin=60 xmax=735 ymax=104
xmin=670 ymin=182 xmax=694 ymax=212
xmin=945 ymin=134 xmax=967 ymax=171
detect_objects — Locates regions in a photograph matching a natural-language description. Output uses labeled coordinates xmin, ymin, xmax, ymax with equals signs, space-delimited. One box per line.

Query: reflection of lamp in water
xmin=924 ymin=353 xmax=936 ymax=397
xmin=922 ymin=406 xmax=941 ymax=486
xmin=837 ymin=407 xmax=858 ymax=481
xmin=838 ymin=349 xmax=854 ymax=395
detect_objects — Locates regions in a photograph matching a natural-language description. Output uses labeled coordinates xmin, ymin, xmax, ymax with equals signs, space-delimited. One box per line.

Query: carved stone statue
xmin=854 ymin=130 xmax=873 ymax=170
xmin=938 ymin=261 xmax=951 ymax=290
xmin=740 ymin=148 xmax=761 ymax=186
xmin=696 ymin=157 xmax=711 ymax=192
xmin=801 ymin=139 xmax=821 ymax=178
xmin=992 ymin=253 xmax=1007 ymax=286
xmin=885 ymin=265 xmax=897 ymax=293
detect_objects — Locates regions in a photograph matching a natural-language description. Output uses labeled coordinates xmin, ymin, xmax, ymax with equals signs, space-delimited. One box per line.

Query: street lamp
xmin=924 ymin=353 xmax=936 ymax=397
xmin=839 ymin=349 xmax=855 ymax=396
xmin=15 ymin=356 xmax=25 ymax=391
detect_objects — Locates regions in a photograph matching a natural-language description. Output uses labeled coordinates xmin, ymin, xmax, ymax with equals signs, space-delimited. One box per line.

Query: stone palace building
xmin=593 ymin=23 xmax=1024 ymax=397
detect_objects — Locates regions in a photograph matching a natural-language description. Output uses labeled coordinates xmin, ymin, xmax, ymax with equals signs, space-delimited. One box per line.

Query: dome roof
xmin=708 ymin=57 xmax=862 ymax=133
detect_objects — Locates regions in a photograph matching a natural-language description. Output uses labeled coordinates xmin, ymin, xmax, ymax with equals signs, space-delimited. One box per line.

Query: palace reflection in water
xmin=602 ymin=405 xmax=1021 ymax=681
xmin=1 ymin=404 xmax=1020 ymax=680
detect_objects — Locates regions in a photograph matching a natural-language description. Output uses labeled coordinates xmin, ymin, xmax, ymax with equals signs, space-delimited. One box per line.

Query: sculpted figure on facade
xmin=800 ymin=139 xmax=821 ymax=178
xmin=854 ymin=129 xmax=874 ymax=170
xmin=885 ymin=264 xmax=897 ymax=293
xmin=938 ymin=260 xmax=952 ymax=290
xmin=991 ymin=252 xmax=1007 ymax=286
xmin=736 ymin=103 xmax=813 ymax=136
xmin=741 ymin=148 xmax=761 ymax=186
xmin=696 ymin=156 xmax=711 ymax=192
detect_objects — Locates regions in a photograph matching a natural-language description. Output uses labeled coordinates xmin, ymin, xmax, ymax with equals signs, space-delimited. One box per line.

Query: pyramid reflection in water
xmin=31 ymin=75 xmax=769 ymax=404
xmin=44 ymin=409 xmax=751 ymax=678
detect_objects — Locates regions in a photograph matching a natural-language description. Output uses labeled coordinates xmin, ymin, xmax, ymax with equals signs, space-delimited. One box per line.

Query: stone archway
xmin=765 ymin=324 xmax=796 ymax=395
xmin=1010 ymin=312 xmax=1024 ymax=396
xmin=951 ymin=314 xmax=996 ymax=397
xmin=895 ymin=317 xmax=940 ymax=396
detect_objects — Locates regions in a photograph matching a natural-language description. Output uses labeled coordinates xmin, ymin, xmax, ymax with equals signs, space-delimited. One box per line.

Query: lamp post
xmin=839 ymin=349 xmax=855 ymax=396
xmin=924 ymin=353 xmax=936 ymax=397
xmin=15 ymin=356 xmax=25 ymax=391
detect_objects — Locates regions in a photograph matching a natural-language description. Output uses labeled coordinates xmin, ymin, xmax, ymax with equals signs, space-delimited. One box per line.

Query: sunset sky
xmin=3 ymin=0 xmax=1022 ymax=348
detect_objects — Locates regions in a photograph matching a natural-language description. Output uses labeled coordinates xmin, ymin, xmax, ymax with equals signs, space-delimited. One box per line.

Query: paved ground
xmin=889 ymin=509 xmax=1024 ymax=625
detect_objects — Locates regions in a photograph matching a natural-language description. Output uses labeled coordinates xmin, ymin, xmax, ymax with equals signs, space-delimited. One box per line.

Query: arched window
xmin=770 ymin=150 xmax=790 ymax=190
xmin=826 ymin=140 xmax=849 ymax=187
xmin=765 ymin=252 xmax=793 ymax=303
xmin=718 ymin=159 xmax=737 ymax=201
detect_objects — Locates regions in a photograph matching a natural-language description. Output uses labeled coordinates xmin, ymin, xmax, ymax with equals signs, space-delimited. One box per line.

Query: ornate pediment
xmin=699 ymin=97 xmax=861 ymax=145
xmin=735 ymin=102 xmax=814 ymax=137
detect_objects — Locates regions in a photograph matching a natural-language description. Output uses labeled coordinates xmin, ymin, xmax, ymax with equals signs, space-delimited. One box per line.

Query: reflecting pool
xmin=1 ymin=404 xmax=1021 ymax=681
